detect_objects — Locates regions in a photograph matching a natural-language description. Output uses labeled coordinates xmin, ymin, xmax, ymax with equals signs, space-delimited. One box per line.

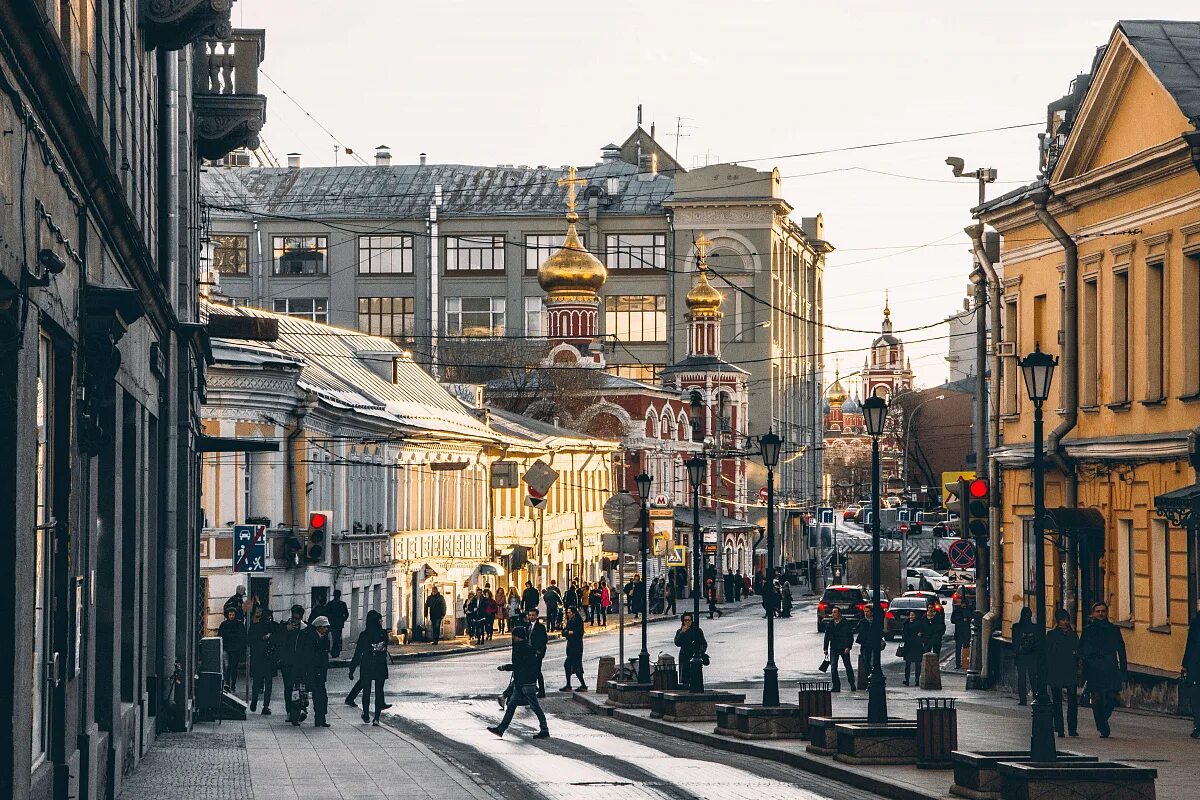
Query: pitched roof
xmin=484 ymin=407 xmax=621 ymax=451
xmin=1119 ymin=20 xmax=1200 ymax=123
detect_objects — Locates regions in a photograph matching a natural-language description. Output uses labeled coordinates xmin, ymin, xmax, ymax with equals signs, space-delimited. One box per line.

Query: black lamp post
xmin=861 ymin=393 xmax=889 ymax=724
xmin=686 ymin=455 xmax=708 ymax=693
xmin=758 ymin=431 xmax=783 ymax=705
xmin=635 ymin=471 xmax=654 ymax=684
xmin=1019 ymin=345 xmax=1058 ymax=762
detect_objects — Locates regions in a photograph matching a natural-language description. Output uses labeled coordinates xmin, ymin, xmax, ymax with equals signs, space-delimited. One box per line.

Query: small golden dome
xmin=537 ymin=214 xmax=607 ymax=300
xmin=686 ymin=267 xmax=723 ymax=318
xmin=827 ymin=374 xmax=849 ymax=406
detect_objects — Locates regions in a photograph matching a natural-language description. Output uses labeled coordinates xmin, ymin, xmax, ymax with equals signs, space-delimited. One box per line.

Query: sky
xmin=232 ymin=0 xmax=1200 ymax=390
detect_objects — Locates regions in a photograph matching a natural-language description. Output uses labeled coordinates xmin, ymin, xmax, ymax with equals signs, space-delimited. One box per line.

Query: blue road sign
xmin=817 ymin=506 xmax=834 ymax=525
xmin=233 ymin=524 xmax=267 ymax=573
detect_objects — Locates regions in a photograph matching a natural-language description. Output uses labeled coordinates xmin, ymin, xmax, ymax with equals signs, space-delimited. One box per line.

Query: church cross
xmin=557 ymin=165 xmax=587 ymax=215
xmin=695 ymin=232 xmax=713 ymax=266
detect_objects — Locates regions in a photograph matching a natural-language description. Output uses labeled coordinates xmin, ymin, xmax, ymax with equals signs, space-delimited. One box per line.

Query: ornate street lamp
xmin=1019 ymin=345 xmax=1058 ymax=762
xmin=634 ymin=471 xmax=654 ymax=684
xmin=861 ymin=393 xmax=889 ymax=724
xmin=758 ymin=431 xmax=783 ymax=705
xmin=686 ymin=455 xmax=708 ymax=692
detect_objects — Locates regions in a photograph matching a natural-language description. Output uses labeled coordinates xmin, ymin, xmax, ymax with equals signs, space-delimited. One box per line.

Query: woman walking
xmin=599 ymin=579 xmax=611 ymax=626
xmin=496 ymin=587 xmax=508 ymax=634
xmin=348 ymin=610 xmax=390 ymax=725
xmin=507 ymin=587 xmax=522 ymax=629
xmin=559 ymin=606 xmax=588 ymax=691
xmin=247 ymin=609 xmax=279 ymax=715
xmin=483 ymin=589 xmax=498 ymax=641
xmin=902 ymin=610 xmax=927 ymax=686
xmin=589 ymin=582 xmax=604 ymax=627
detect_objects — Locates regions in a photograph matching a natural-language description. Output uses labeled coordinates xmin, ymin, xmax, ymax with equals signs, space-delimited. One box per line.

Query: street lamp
xmin=1019 ymin=345 xmax=1058 ymax=762
xmin=861 ymin=393 xmax=889 ymax=724
xmin=758 ymin=431 xmax=783 ymax=705
xmin=686 ymin=455 xmax=708 ymax=693
xmin=634 ymin=471 xmax=654 ymax=684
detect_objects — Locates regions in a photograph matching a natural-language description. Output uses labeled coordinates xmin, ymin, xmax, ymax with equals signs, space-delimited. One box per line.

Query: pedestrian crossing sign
xmin=666 ymin=545 xmax=687 ymax=567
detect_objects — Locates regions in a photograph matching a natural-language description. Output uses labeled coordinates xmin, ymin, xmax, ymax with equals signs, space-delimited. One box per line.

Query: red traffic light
xmin=309 ymin=512 xmax=328 ymax=529
xmin=968 ymin=478 xmax=988 ymax=499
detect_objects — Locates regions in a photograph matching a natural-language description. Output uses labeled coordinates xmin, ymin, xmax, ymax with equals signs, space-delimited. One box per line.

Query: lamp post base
xmin=689 ymin=656 xmax=705 ymax=694
xmin=762 ymin=665 xmax=780 ymax=706
xmin=637 ymin=651 xmax=651 ymax=685
xmin=1030 ymin=694 xmax=1057 ymax=762
xmin=866 ymin=668 xmax=889 ymax=724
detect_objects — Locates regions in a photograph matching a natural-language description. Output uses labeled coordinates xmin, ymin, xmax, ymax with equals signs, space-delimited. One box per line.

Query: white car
xmin=904 ymin=567 xmax=949 ymax=593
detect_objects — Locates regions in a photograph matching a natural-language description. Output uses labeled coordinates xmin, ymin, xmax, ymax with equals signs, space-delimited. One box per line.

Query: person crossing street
xmin=488 ymin=625 xmax=549 ymax=739
xmin=559 ymin=606 xmax=587 ymax=692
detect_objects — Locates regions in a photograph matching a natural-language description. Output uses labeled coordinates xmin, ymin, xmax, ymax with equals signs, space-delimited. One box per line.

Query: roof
xmin=486 ymin=368 xmax=678 ymax=398
xmin=660 ymin=355 xmax=750 ymax=377
xmin=672 ymin=508 xmax=758 ymax=533
xmin=204 ymin=302 xmax=500 ymax=442
xmin=201 ymin=161 xmax=675 ymax=221
xmin=483 ymin=407 xmax=620 ymax=451
xmin=973 ymin=179 xmax=1045 ymax=217
xmin=1119 ymin=20 xmax=1200 ymax=123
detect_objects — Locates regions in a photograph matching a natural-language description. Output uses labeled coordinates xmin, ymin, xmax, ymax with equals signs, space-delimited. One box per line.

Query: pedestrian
xmin=278 ymin=605 xmax=306 ymax=718
xmin=543 ymin=581 xmax=562 ymax=631
xmin=761 ymin=577 xmax=777 ymax=619
xmin=951 ymin=599 xmax=972 ymax=669
xmin=559 ymin=606 xmax=588 ymax=692
xmin=724 ymin=570 xmax=736 ymax=605
xmin=525 ymin=608 xmax=548 ymax=698
xmin=424 ymin=586 xmax=446 ymax=644
xmin=743 ymin=573 xmax=753 ymax=599
xmin=223 ymin=585 xmax=247 ymax=623
xmin=1045 ymin=608 xmax=1080 ymax=738
xmin=466 ymin=588 xmax=484 ymax=643
xmin=217 ymin=607 xmax=246 ymax=692
xmin=487 ymin=624 xmax=550 ymax=739
xmin=1012 ymin=606 xmax=1039 ymax=705
xmin=507 ymin=587 xmax=522 ymax=629
xmin=734 ymin=572 xmax=744 ymax=602
xmin=674 ymin=612 xmax=708 ymax=688
xmin=631 ymin=574 xmax=645 ymax=619
xmin=923 ymin=603 xmax=947 ymax=657
xmin=599 ymin=579 xmax=611 ymax=626
xmin=484 ymin=589 xmax=498 ymax=641
xmin=303 ymin=615 xmax=333 ymax=727
xmin=1181 ymin=610 xmax=1200 ymax=739
xmin=753 ymin=571 xmax=765 ymax=597
xmin=665 ymin=576 xmax=677 ymax=615
xmin=781 ymin=581 xmax=793 ymax=618
xmin=901 ymin=610 xmax=926 ymax=686
xmin=247 ymin=609 xmax=278 ymax=715
xmin=650 ymin=577 xmax=663 ymax=615
xmin=706 ymin=578 xmax=722 ymax=619
xmin=323 ymin=590 xmax=350 ymax=659
xmin=823 ymin=606 xmax=856 ymax=692
xmin=522 ymin=581 xmax=540 ymax=614
xmin=856 ymin=605 xmax=883 ymax=688
xmin=1079 ymin=601 xmax=1127 ymax=738
xmin=496 ymin=586 xmax=508 ymax=634
xmin=563 ymin=582 xmax=578 ymax=614
xmin=348 ymin=610 xmax=390 ymax=725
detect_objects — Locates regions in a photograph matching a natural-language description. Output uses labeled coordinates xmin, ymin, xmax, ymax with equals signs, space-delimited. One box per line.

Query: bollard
xmin=919 ymin=651 xmax=942 ymax=690
xmin=916 ymin=697 xmax=957 ymax=769
xmin=797 ymin=680 xmax=833 ymax=739
xmin=597 ymin=655 xmax=616 ymax=691
xmin=856 ymin=652 xmax=868 ymax=690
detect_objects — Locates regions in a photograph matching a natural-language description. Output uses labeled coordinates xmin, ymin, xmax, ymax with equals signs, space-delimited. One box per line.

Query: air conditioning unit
xmin=225 ymin=149 xmax=253 ymax=167
xmin=995 ymin=341 xmax=1017 ymax=357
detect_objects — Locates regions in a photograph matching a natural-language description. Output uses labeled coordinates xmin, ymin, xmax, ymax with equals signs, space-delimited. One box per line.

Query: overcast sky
xmin=233 ymin=0 xmax=1198 ymax=390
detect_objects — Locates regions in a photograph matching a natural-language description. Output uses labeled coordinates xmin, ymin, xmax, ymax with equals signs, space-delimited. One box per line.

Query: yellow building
xmin=978 ymin=20 xmax=1200 ymax=711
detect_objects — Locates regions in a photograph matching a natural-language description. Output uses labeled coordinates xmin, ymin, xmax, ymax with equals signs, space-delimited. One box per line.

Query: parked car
xmin=904 ymin=567 xmax=949 ymax=593
xmin=816 ymin=584 xmax=890 ymax=632
xmin=951 ymin=583 xmax=977 ymax=607
xmin=885 ymin=593 xmax=944 ymax=639
xmin=843 ymin=506 xmax=860 ymax=521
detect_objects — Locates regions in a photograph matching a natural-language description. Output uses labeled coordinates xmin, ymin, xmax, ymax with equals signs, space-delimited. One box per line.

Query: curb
xmin=572 ymin=691 xmax=943 ymax=800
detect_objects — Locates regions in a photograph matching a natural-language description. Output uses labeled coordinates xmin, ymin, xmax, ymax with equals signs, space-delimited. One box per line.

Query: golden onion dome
xmin=685 ymin=266 xmax=724 ymax=318
xmin=537 ymin=213 xmax=607 ymax=300
xmin=827 ymin=373 xmax=849 ymax=406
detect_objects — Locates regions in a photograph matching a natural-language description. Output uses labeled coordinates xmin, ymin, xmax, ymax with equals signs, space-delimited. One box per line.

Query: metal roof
xmin=484 ymin=407 xmax=621 ymax=451
xmin=1119 ymin=20 xmax=1200 ymax=123
xmin=660 ymin=355 xmax=750 ymax=377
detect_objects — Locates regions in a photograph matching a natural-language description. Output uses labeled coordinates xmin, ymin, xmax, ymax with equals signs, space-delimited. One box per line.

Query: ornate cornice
xmin=144 ymin=0 xmax=234 ymax=51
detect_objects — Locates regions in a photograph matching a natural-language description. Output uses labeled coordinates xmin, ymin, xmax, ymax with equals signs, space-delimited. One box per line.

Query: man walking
xmin=1079 ymin=601 xmax=1127 ymax=738
xmin=522 ymin=581 xmax=540 ymax=614
xmin=823 ymin=606 xmax=856 ymax=692
xmin=543 ymin=580 xmax=562 ymax=631
xmin=488 ymin=625 xmax=549 ymax=739
xmin=1181 ymin=610 xmax=1200 ymax=739
xmin=424 ymin=586 xmax=446 ymax=644
xmin=674 ymin=612 xmax=707 ymax=688
xmin=525 ymin=607 xmax=548 ymax=698
xmin=1045 ymin=608 xmax=1080 ymax=737
xmin=1012 ymin=607 xmax=1038 ymax=705
xmin=278 ymin=605 xmax=306 ymax=717
xmin=217 ymin=607 xmax=246 ymax=692
xmin=923 ymin=603 xmax=947 ymax=657
xmin=303 ymin=615 xmax=333 ymax=727
xmin=223 ymin=585 xmax=247 ymax=623
xmin=951 ymin=598 xmax=972 ymax=669
xmin=665 ymin=576 xmax=676 ymax=615
xmin=856 ymin=604 xmax=883 ymax=690
xmin=323 ymin=590 xmax=350 ymax=658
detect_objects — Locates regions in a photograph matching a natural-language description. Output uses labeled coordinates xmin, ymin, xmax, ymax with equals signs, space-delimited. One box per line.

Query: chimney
xmin=286 ymin=152 xmax=302 ymax=168
xmin=374 ymin=145 xmax=391 ymax=166
xmin=419 ymin=152 xmax=427 ymax=166
xmin=600 ymin=143 xmax=622 ymax=163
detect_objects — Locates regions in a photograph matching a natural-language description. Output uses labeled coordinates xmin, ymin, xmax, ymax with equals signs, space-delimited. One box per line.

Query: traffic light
xmin=966 ymin=478 xmax=989 ymax=541
xmin=306 ymin=510 xmax=331 ymax=563
xmin=944 ymin=478 xmax=969 ymax=536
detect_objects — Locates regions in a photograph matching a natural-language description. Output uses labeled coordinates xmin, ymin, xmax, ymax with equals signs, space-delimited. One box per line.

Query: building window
xmin=1081 ymin=278 xmax=1099 ymax=407
xmin=272 ymin=235 xmax=328 ymax=275
xmin=446 ymin=297 xmax=505 ymax=337
xmin=606 ymin=233 xmax=666 ymax=271
xmin=445 ymin=235 xmax=505 ymax=273
xmin=1002 ymin=298 xmax=1019 ymax=415
xmin=207 ymin=234 xmax=249 ymax=275
xmin=524 ymin=297 xmax=547 ymax=337
xmin=604 ymin=363 xmax=663 ymax=382
xmin=360 ymin=235 xmax=414 ymax=274
xmin=525 ymin=233 xmax=584 ymax=272
xmin=1022 ymin=517 xmax=1038 ymax=599
xmin=33 ymin=334 xmax=53 ymax=762
xmin=1185 ymin=254 xmax=1200 ymax=396
xmin=1111 ymin=270 xmax=1130 ymax=404
xmin=358 ymin=296 xmax=414 ymax=341
xmin=1145 ymin=260 xmax=1165 ymax=400
xmin=1116 ymin=518 xmax=1134 ymax=621
xmin=1150 ymin=519 xmax=1170 ymax=627
xmin=272 ymin=298 xmax=328 ymax=322
xmin=604 ymin=295 xmax=666 ymax=342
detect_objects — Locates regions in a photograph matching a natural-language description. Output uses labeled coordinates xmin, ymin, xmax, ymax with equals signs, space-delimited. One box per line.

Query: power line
xmin=259 ymin=70 xmax=369 ymax=166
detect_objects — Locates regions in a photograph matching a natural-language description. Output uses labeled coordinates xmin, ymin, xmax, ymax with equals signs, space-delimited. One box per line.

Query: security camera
xmin=38 ymin=248 xmax=67 ymax=275
xmin=945 ymin=156 xmax=966 ymax=177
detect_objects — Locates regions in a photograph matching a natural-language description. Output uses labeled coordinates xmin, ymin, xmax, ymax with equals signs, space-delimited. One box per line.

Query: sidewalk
xmin=118 ymin=674 xmax=489 ymax=800
xmin=576 ymin=669 xmax=1196 ymax=800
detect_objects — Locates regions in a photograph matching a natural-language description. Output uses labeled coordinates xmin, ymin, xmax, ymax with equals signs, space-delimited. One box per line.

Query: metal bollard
xmin=916 ymin=696 xmax=958 ymax=769
xmin=797 ymin=680 xmax=833 ymax=740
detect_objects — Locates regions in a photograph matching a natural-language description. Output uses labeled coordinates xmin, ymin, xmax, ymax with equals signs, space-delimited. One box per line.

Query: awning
xmin=196 ymin=435 xmax=280 ymax=453
xmin=1154 ymin=483 xmax=1200 ymax=528
xmin=1043 ymin=507 xmax=1105 ymax=537
xmin=470 ymin=562 xmax=505 ymax=581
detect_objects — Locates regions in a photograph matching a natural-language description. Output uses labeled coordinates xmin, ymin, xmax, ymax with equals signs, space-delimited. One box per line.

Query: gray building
xmin=200 ymin=130 xmax=827 ymax=512
xmin=0 ymin=5 xmax=267 ymax=799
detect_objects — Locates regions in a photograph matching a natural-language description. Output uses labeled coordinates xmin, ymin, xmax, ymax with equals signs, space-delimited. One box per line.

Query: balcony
xmin=193 ymin=29 xmax=267 ymax=160
xmin=144 ymin=0 xmax=235 ymax=52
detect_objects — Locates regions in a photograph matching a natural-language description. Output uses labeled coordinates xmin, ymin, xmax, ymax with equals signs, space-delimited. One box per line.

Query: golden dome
xmin=685 ymin=232 xmax=723 ymax=318
xmin=827 ymin=372 xmax=849 ymax=406
xmin=537 ymin=213 xmax=607 ymax=300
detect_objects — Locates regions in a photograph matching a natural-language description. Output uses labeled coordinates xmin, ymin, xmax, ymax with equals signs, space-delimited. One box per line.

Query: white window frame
xmin=445 ymin=235 xmax=505 ymax=273
xmin=524 ymin=296 xmax=547 ymax=337
xmin=446 ymin=296 xmax=506 ymax=338
xmin=359 ymin=234 xmax=414 ymax=274
xmin=272 ymin=298 xmax=328 ymax=322
xmin=605 ymin=233 xmax=666 ymax=271
xmin=272 ymin=235 xmax=328 ymax=275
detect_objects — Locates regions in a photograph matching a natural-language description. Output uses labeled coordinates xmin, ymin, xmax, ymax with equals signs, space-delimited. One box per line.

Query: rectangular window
xmin=207 ymin=234 xmax=249 ymax=275
xmin=1150 ymin=518 xmax=1169 ymax=627
xmin=1022 ymin=518 xmax=1038 ymax=599
xmin=605 ymin=363 xmax=663 ymax=383
xmin=525 ymin=233 xmax=584 ymax=272
xmin=272 ymin=235 xmax=328 ymax=275
xmin=524 ymin=297 xmax=547 ymax=337
xmin=1145 ymin=260 xmax=1165 ymax=400
xmin=1081 ymin=278 xmax=1099 ymax=406
xmin=1117 ymin=518 xmax=1134 ymax=621
xmin=1185 ymin=255 xmax=1200 ymax=396
xmin=1032 ymin=293 xmax=1047 ymax=349
xmin=1002 ymin=298 xmax=1019 ymax=415
xmin=606 ymin=233 xmax=666 ymax=271
xmin=445 ymin=235 xmax=505 ymax=273
xmin=604 ymin=295 xmax=667 ymax=342
xmin=271 ymin=298 xmax=328 ymax=322
xmin=360 ymin=235 xmax=414 ymax=274
xmin=446 ymin=296 xmax=505 ymax=337
xmin=358 ymin=296 xmax=414 ymax=341
xmin=1112 ymin=271 xmax=1130 ymax=404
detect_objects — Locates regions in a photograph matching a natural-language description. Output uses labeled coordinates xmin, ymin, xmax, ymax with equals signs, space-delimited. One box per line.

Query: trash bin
xmin=797 ymin=680 xmax=833 ymax=739
xmin=653 ymin=655 xmax=678 ymax=690
xmin=916 ymin=697 xmax=957 ymax=769
xmin=596 ymin=656 xmax=616 ymax=691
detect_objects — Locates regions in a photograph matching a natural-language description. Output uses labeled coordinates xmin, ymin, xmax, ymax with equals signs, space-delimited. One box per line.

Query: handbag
xmin=818 ymin=658 xmax=830 ymax=672
xmin=897 ymin=645 xmax=906 ymax=659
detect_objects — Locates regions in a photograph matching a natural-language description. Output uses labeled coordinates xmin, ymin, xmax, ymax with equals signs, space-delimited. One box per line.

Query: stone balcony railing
xmin=193 ymin=28 xmax=267 ymax=160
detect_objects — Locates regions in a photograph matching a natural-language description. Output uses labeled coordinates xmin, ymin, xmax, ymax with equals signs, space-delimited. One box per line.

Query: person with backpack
xmin=1012 ymin=606 xmax=1039 ymax=705
xmin=951 ymin=599 xmax=973 ymax=669
xmin=348 ymin=610 xmax=390 ymax=725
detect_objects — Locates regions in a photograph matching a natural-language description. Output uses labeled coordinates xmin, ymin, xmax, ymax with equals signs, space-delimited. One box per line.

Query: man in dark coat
xmin=543 ymin=581 xmax=563 ymax=631
xmin=823 ymin=606 xmax=856 ymax=692
xmin=223 ymin=586 xmax=247 ymax=623
xmin=922 ymin=604 xmax=947 ymax=655
xmin=856 ymin=605 xmax=883 ymax=690
xmin=247 ymin=609 xmax=278 ymax=714
xmin=724 ymin=570 xmax=736 ymax=605
xmin=1045 ymin=608 xmax=1080 ymax=737
xmin=1011 ymin=606 xmax=1039 ymax=705
xmin=901 ymin=610 xmax=927 ymax=686
xmin=525 ymin=608 xmax=548 ymax=698
xmin=1078 ymin=601 xmax=1127 ymax=738
xmin=217 ymin=608 xmax=246 ymax=692
xmin=674 ymin=612 xmax=708 ymax=688
xmin=559 ymin=606 xmax=587 ymax=691
xmin=761 ymin=578 xmax=777 ymax=619
xmin=951 ymin=600 xmax=973 ymax=669
xmin=323 ymin=590 xmax=350 ymax=658
xmin=734 ymin=572 xmax=744 ymax=601
xmin=522 ymin=581 xmax=541 ymax=614
xmin=347 ymin=610 xmax=390 ymax=725
xmin=303 ymin=615 xmax=333 ymax=727
xmin=1181 ymin=611 xmax=1200 ymax=738
xmin=277 ymin=605 xmax=306 ymax=716
xmin=424 ymin=586 xmax=446 ymax=644
xmin=488 ymin=625 xmax=549 ymax=738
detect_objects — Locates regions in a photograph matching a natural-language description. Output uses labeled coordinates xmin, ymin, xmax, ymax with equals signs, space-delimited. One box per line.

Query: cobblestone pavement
xmin=117 ymin=730 xmax=251 ymax=800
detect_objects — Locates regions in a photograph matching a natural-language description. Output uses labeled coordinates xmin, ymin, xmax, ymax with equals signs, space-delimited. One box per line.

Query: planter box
xmin=833 ymin=722 xmax=920 ymax=765
xmin=950 ymin=750 xmax=1097 ymax=800
xmin=804 ymin=715 xmax=908 ymax=756
xmin=606 ymin=680 xmax=653 ymax=709
xmin=722 ymin=704 xmax=808 ymax=740
xmin=997 ymin=760 xmax=1157 ymax=800
xmin=714 ymin=703 xmax=739 ymax=736
xmin=648 ymin=689 xmax=747 ymax=722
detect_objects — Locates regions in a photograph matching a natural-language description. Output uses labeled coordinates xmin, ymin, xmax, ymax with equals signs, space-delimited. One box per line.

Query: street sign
xmin=758 ymin=486 xmax=769 ymax=504
xmin=702 ymin=530 xmax=718 ymax=544
xmin=490 ymin=460 xmax=519 ymax=489
xmin=941 ymin=470 xmax=976 ymax=506
xmin=603 ymin=492 xmax=641 ymax=532
xmin=525 ymin=495 xmax=547 ymax=509
xmin=947 ymin=538 xmax=976 ymax=568
xmin=233 ymin=524 xmax=266 ymax=573
xmin=666 ymin=545 xmax=687 ymax=567
xmin=652 ymin=493 xmax=671 ymax=507
xmin=523 ymin=460 xmax=559 ymax=498
xmin=817 ymin=506 xmax=834 ymax=525
xmin=704 ymin=543 xmax=718 ymax=556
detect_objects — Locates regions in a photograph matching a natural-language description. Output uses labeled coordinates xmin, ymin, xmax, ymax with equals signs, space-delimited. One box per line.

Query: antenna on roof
xmin=637 ymin=103 xmax=643 ymax=126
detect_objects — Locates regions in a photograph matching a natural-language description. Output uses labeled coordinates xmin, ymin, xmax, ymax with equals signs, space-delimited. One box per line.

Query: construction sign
xmin=941 ymin=470 xmax=975 ymax=507
xmin=666 ymin=544 xmax=687 ymax=567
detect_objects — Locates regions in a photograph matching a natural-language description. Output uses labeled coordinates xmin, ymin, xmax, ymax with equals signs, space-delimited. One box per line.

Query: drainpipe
xmin=286 ymin=391 xmax=317 ymax=527
xmin=1031 ymin=190 xmax=1080 ymax=619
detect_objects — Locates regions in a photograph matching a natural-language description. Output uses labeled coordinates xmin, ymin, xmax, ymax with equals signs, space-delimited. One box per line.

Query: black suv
xmin=816 ymin=585 xmax=890 ymax=632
